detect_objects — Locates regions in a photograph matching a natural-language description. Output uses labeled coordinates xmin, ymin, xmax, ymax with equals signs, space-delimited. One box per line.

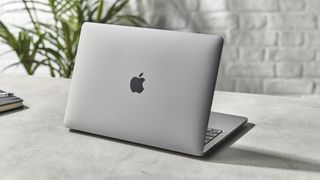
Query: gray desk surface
xmin=0 ymin=75 xmax=320 ymax=180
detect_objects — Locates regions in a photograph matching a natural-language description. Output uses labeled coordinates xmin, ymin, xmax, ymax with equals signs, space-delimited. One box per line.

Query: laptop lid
xmin=64 ymin=22 xmax=223 ymax=156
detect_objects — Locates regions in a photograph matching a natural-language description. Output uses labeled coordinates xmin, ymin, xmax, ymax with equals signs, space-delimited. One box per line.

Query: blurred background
xmin=1 ymin=0 xmax=320 ymax=96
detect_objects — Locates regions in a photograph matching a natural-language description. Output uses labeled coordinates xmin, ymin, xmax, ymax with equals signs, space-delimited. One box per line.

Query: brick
xmin=240 ymin=48 xmax=265 ymax=61
xmin=138 ymin=0 xmax=199 ymax=12
xmin=236 ymin=78 xmax=263 ymax=93
xmin=303 ymin=62 xmax=320 ymax=77
xmin=215 ymin=75 xmax=236 ymax=91
xmin=280 ymin=31 xmax=303 ymax=46
xmin=315 ymin=80 xmax=320 ymax=94
xmin=221 ymin=46 xmax=238 ymax=61
xmin=228 ymin=31 xmax=277 ymax=46
xmin=217 ymin=61 xmax=229 ymax=76
xmin=140 ymin=0 xmax=200 ymax=29
xmin=211 ymin=31 xmax=227 ymax=40
xmin=264 ymin=79 xmax=314 ymax=95
xmin=226 ymin=63 xmax=275 ymax=77
xmin=307 ymin=0 xmax=320 ymax=12
xmin=279 ymin=0 xmax=306 ymax=11
xmin=189 ymin=20 xmax=228 ymax=35
xmin=268 ymin=48 xmax=315 ymax=61
xmin=200 ymin=0 xmax=227 ymax=12
xmin=228 ymin=0 xmax=278 ymax=11
xmin=276 ymin=62 xmax=302 ymax=77
xmin=240 ymin=14 xmax=267 ymax=30
xmin=182 ymin=0 xmax=200 ymax=11
xmin=191 ymin=13 xmax=238 ymax=30
xmin=306 ymin=32 xmax=320 ymax=46
xmin=144 ymin=12 xmax=187 ymax=29
xmin=123 ymin=0 xmax=143 ymax=13
xmin=269 ymin=14 xmax=317 ymax=29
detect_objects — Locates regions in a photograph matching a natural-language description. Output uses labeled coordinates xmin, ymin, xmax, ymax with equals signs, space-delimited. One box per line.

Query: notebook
xmin=0 ymin=90 xmax=23 ymax=113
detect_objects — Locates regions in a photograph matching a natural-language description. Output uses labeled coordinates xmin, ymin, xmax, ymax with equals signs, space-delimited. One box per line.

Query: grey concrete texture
xmin=0 ymin=75 xmax=320 ymax=179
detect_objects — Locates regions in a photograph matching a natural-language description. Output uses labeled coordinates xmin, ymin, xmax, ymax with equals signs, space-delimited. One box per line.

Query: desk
xmin=0 ymin=75 xmax=320 ymax=179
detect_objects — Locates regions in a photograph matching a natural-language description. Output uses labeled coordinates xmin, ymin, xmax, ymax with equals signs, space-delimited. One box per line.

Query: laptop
xmin=64 ymin=22 xmax=248 ymax=156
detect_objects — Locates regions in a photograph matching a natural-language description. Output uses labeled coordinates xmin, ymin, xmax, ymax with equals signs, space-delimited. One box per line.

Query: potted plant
xmin=0 ymin=0 xmax=147 ymax=78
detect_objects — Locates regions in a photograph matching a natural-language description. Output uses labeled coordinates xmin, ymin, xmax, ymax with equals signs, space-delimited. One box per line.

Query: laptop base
xmin=202 ymin=112 xmax=247 ymax=155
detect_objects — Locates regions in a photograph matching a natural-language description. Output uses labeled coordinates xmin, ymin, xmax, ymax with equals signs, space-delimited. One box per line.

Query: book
xmin=0 ymin=90 xmax=23 ymax=113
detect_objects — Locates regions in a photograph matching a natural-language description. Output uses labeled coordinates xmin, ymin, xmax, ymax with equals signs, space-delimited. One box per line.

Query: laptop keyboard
xmin=205 ymin=128 xmax=223 ymax=144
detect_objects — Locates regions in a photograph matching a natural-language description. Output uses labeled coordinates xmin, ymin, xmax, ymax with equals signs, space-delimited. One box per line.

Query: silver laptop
xmin=64 ymin=22 xmax=247 ymax=156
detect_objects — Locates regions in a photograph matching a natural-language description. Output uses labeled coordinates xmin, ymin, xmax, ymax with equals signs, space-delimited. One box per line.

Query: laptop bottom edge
xmin=202 ymin=112 xmax=248 ymax=156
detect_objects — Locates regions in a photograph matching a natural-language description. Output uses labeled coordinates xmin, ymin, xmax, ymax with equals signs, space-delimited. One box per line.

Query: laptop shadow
xmin=199 ymin=123 xmax=320 ymax=172
xmin=70 ymin=122 xmax=320 ymax=173
xmin=0 ymin=105 xmax=29 ymax=117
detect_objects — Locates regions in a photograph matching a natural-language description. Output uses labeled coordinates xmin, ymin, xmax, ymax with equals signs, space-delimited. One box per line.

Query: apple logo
xmin=130 ymin=73 xmax=145 ymax=93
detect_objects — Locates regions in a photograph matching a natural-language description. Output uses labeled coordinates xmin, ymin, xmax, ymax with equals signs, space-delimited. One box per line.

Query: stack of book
xmin=0 ymin=90 xmax=23 ymax=113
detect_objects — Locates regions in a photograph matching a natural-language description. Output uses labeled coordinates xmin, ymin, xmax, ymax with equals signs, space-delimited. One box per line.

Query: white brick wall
xmin=133 ymin=0 xmax=320 ymax=95
xmin=1 ymin=0 xmax=320 ymax=95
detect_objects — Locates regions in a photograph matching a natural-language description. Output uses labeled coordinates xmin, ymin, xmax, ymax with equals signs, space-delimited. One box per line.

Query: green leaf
xmin=101 ymin=0 xmax=129 ymax=23
xmin=0 ymin=0 xmax=147 ymax=78
xmin=1 ymin=62 xmax=20 ymax=73
xmin=115 ymin=15 xmax=148 ymax=27
xmin=95 ymin=0 xmax=104 ymax=21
